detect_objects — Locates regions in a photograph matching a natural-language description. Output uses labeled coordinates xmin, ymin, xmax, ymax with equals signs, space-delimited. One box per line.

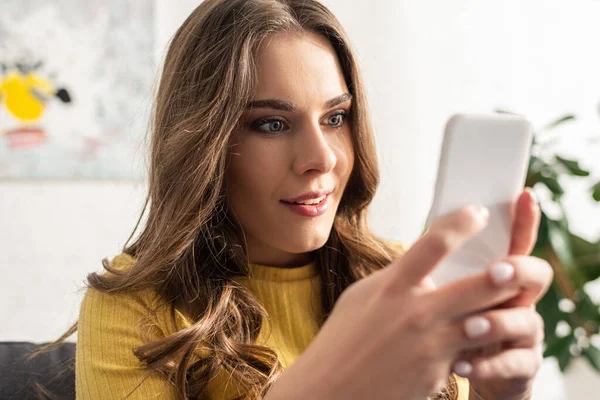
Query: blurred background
xmin=1 ymin=1 xmax=599 ymax=398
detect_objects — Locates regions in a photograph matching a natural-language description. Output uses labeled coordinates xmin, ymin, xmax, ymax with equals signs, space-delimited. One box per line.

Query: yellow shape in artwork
xmin=0 ymin=71 xmax=56 ymax=122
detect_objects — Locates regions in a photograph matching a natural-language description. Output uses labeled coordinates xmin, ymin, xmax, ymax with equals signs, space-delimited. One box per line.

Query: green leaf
xmin=555 ymin=156 xmax=590 ymax=177
xmin=543 ymin=114 xmax=576 ymax=131
xmin=533 ymin=212 xmax=550 ymax=251
xmin=579 ymin=261 xmax=600 ymax=282
xmin=544 ymin=333 xmax=574 ymax=360
xmin=537 ymin=281 xmax=569 ymax=340
xmin=570 ymin=234 xmax=600 ymax=257
xmin=578 ymin=257 xmax=600 ymax=282
xmin=527 ymin=171 xmax=542 ymax=187
xmin=421 ymin=221 xmax=428 ymax=236
xmin=547 ymin=219 xmax=589 ymax=288
xmin=540 ymin=176 xmax=565 ymax=197
xmin=592 ymin=181 xmax=600 ymax=202
xmin=573 ymin=290 xmax=600 ymax=325
xmin=528 ymin=160 xmax=559 ymax=187
xmin=547 ymin=219 xmax=572 ymax=265
xmin=529 ymin=156 xmax=543 ymax=174
xmin=540 ymin=164 xmax=559 ymax=179
xmin=556 ymin=216 xmax=570 ymax=232
xmin=545 ymin=334 xmax=576 ymax=371
xmin=583 ymin=346 xmax=600 ymax=372
xmin=558 ymin=351 xmax=573 ymax=371
xmin=558 ymin=341 xmax=575 ymax=371
xmin=494 ymin=109 xmax=520 ymax=116
xmin=570 ymin=233 xmax=600 ymax=282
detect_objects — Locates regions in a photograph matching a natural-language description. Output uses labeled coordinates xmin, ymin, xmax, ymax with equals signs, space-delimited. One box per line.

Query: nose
xmin=292 ymin=120 xmax=337 ymax=176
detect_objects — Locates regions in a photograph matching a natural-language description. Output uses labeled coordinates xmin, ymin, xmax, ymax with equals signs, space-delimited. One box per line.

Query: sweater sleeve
xmin=75 ymin=287 xmax=176 ymax=399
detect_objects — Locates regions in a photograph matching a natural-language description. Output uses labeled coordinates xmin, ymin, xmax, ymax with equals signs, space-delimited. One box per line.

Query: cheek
xmin=225 ymin=140 xmax=285 ymax=212
xmin=334 ymin=131 xmax=355 ymax=183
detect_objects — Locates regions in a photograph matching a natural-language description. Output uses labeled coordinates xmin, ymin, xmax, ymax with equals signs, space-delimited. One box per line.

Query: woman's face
xmin=226 ymin=32 xmax=355 ymax=268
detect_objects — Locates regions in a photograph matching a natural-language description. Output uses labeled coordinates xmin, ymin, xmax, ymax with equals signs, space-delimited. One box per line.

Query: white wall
xmin=2 ymin=0 xmax=599 ymax=398
xmin=0 ymin=182 xmax=146 ymax=342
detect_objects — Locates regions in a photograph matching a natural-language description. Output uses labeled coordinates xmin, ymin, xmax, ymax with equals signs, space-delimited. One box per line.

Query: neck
xmin=249 ymin=251 xmax=313 ymax=268
xmin=244 ymin=236 xmax=315 ymax=268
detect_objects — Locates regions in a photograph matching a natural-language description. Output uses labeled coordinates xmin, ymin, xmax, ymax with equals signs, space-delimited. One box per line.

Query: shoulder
xmin=76 ymin=254 xmax=179 ymax=397
xmin=78 ymin=253 xmax=189 ymax=337
xmin=80 ymin=253 xmax=154 ymax=311
xmin=79 ymin=254 xmax=158 ymax=333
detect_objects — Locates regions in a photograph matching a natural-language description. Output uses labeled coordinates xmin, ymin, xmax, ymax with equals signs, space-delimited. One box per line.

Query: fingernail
xmin=490 ymin=261 xmax=515 ymax=284
xmin=465 ymin=316 xmax=491 ymax=338
xmin=472 ymin=205 xmax=489 ymax=223
xmin=453 ymin=360 xmax=473 ymax=377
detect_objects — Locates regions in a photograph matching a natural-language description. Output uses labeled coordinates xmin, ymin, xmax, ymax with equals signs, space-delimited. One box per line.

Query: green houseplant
xmin=496 ymin=110 xmax=600 ymax=372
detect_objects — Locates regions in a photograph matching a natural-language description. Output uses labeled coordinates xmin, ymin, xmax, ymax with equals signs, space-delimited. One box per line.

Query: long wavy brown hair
xmin=33 ymin=1 xmax=458 ymax=399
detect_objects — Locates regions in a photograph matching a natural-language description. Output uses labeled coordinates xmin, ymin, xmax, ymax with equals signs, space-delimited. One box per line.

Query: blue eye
xmin=327 ymin=111 xmax=346 ymax=128
xmin=252 ymin=118 xmax=287 ymax=133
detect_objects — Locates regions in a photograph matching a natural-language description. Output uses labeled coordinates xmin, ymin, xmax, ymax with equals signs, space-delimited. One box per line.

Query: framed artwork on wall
xmin=0 ymin=0 xmax=155 ymax=180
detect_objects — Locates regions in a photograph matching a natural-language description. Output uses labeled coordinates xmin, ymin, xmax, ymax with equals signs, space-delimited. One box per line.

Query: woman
xmin=42 ymin=0 xmax=552 ymax=399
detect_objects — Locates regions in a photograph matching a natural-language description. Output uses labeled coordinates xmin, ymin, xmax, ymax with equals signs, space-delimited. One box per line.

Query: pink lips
xmin=280 ymin=189 xmax=333 ymax=217
xmin=282 ymin=189 xmax=332 ymax=203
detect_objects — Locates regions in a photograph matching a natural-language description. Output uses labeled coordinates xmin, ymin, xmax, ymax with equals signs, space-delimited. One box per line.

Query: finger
xmin=509 ymin=188 xmax=541 ymax=256
xmin=386 ymin=205 xmax=489 ymax=289
xmin=497 ymin=289 xmax=549 ymax=310
xmin=429 ymin=255 xmax=553 ymax=319
xmin=461 ymin=306 xmax=543 ymax=361
xmin=443 ymin=307 xmax=544 ymax=352
xmin=495 ymin=256 xmax=554 ymax=309
xmin=454 ymin=346 xmax=543 ymax=380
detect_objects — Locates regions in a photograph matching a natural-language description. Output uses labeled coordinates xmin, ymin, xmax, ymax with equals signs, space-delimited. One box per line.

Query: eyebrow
xmin=246 ymin=93 xmax=352 ymax=111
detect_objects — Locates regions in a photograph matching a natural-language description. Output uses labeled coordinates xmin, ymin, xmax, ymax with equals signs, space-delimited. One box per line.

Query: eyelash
xmin=250 ymin=110 xmax=349 ymax=135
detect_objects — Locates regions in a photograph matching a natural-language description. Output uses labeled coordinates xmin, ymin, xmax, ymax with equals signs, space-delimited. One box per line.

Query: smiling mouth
xmin=280 ymin=193 xmax=331 ymax=217
xmin=281 ymin=195 xmax=327 ymax=205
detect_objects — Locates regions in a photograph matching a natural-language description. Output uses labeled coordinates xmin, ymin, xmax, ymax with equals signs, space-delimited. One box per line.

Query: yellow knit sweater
xmin=75 ymin=253 xmax=469 ymax=399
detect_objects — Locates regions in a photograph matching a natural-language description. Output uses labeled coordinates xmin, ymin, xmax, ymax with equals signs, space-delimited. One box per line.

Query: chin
xmin=285 ymin=229 xmax=331 ymax=253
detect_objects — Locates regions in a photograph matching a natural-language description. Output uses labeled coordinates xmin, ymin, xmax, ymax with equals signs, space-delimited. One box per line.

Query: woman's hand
xmin=458 ymin=189 xmax=553 ymax=400
xmin=265 ymin=201 xmax=551 ymax=400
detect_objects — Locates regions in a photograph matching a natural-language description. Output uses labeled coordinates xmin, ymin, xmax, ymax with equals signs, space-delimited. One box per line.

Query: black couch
xmin=0 ymin=341 xmax=76 ymax=400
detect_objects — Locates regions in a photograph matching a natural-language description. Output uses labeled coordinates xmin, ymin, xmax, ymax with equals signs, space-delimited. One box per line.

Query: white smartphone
xmin=426 ymin=113 xmax=534 ymax=286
